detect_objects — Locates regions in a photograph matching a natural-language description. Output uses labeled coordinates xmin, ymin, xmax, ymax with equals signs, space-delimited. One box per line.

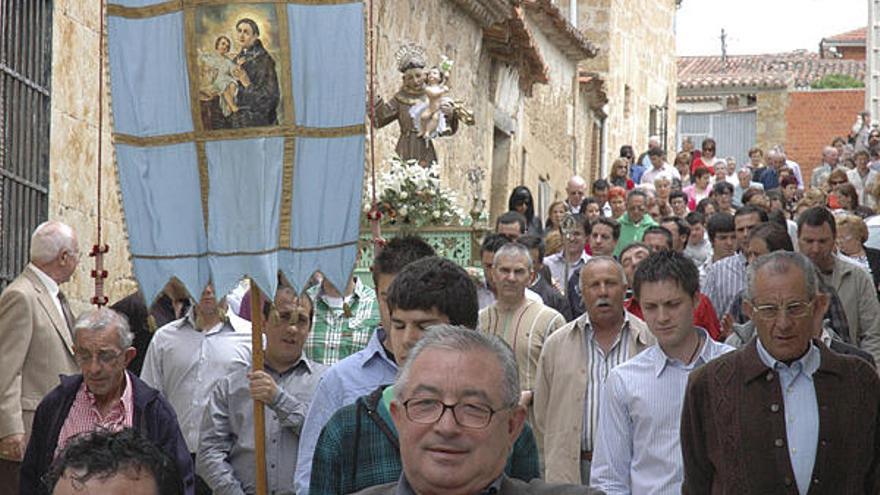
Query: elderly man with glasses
xmin=19 ymin=308 xmax=193 ymax=495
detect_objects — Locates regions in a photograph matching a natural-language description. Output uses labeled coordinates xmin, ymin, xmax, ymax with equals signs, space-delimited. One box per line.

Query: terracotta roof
xmin=522 ymin=0 xmax=598 ymax=61
xmin=677 ymin=51 xmax=865 ymax=92
xmin=448 ymin=0 xmax=513 ymax=28
xmin=823 ymin=26 xmax=866 ymax=45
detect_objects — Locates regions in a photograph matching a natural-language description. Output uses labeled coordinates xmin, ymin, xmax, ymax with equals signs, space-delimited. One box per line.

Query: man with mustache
xmin=534 ymin=257 xmax=654 ymax=483
xmin=197 ymin=281 xmax=325 ymax=494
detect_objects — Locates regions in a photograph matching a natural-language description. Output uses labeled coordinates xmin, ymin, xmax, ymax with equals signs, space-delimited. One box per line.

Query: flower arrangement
xmin=364 ymin=157 xmax=466 ymax=228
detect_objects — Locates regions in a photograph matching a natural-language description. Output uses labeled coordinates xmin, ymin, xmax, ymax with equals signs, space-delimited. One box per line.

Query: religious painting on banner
xmin=107 ymin=0 xmax=366 ymax=303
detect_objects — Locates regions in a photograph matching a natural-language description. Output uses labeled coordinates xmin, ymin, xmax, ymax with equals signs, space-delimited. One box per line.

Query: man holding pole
xmin=197 ymin=282 xmax=325 ymax=494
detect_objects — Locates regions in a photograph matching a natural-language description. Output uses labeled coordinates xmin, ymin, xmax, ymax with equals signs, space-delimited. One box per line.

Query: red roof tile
xmin=677 ymin=51 xmax=865 ymax=91
xmin=824 ymin=26 xmax=866 ymax=44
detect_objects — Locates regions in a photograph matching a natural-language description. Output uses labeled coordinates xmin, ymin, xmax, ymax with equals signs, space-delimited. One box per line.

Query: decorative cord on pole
xmin=91 ymin=0 xmax=109 ymax=307
xmin=366 ymin=0 xmax=385 ymax=250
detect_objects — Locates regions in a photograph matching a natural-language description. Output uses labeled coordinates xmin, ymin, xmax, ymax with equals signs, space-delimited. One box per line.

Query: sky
xmin=676 ymin=0 xmax=869 ymax=56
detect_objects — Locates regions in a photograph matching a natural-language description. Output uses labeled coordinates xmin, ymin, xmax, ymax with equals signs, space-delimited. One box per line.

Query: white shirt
xmin=543 ymin=251 xmax=591 ymax=296
xmin=140 ymin=310 xmax=252 ymax=452
xmin=29 ymin=263 xmax=65 ymax=326
xmin=590 ymin=331 xmax=734 ymax=494
xmin=640 ymin=164 xmax=681 ymax=186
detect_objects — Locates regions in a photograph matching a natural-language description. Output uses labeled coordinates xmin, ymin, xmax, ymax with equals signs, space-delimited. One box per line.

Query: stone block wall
xmin=784 ymin=88 xmax=865 ymax=186
xmin=755 ymin=90 xmax=789 ymax=157
xmin=50 ymin=0 xmax=135 ymax=312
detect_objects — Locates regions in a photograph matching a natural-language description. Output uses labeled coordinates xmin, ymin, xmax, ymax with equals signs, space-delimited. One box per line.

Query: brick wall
xmin=784 ymin=88 xmax=864 ymax=187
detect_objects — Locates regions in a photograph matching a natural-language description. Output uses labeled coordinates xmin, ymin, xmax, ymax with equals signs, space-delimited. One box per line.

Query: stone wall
xmin=577 ymin=0 xmax=678 ymax=176
xmin=755 ymin=90 xmax=790 ymax=157
xmin=50 ymin=0 xmax=134 ymax=312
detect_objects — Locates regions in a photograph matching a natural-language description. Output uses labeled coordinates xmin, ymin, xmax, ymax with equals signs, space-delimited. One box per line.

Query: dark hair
xmin=706 ymin=212 xmax=735 ymax=242
xmin=712 ymin=181 xmax=734 ymax=196
xmin=740 ymin=187 xmax=765 ymax=207
xmin=580 ymin=197 xmax=599 ymax=214
xmin=236 ymin=18 xmax=260 ymax=37
xmin=214 ymin=35 xmax=231 ymax=50
xmin=591 ymin=217 xmax=621 ymax=240
xmin=620 ymin=242 xmax=651 ymax=261
xmin=837 ymin=183 xmax=859 ymax=209
xmin=592 ymin=179 xmax=610 ymax=193
xmin=619 ymin=145 xmax=635 ymax=160
xmin=642 ymin=226 xmax=673 ymax=249
xmin=832 ymin=136 xmax=847 ymax=147
xmin=780 ymin=176 xmax=798 ymax=189
xmin=46 ymin=429 xmax=183 ymax=494
xmin=693 ymin=166 xmax=711 ymax=180
xmin=669 ymin=191 xmax=688 ymax=204
xmin=481 ymin=232 xmax=512 ymax=254
xmin=685 ymin=211 xmax=705 ymax=226
xmin=695 ymin=197 xmax=718 ymax=216
xmin=648 ymin=147 xmax=664 ymax=158
xmin=797 ymin=206 xmax=837 ymax=238
xmin=661 ymin=216 xmax=690 ymax=239
xmin=507 ymin=186 xmax=536 ymax=225
xmin=496 ymin=211 xmax=527 ymax=234
xmin=701 ymin=138 xmax=716 ymax=153
xmin=748 ymin=222 xmax=793 ymax=252
xmin=373 ymin=236 xmax=435 ymax=278
xmin=632 ymin=250 xmax=700 ymax=299
xmin=516 ymin=235 xmax=545 ymax=260
xmin=736 ymin=204 xmax=769 ymax=223
xmin=386 ymin=257 xmax=479 ymax=329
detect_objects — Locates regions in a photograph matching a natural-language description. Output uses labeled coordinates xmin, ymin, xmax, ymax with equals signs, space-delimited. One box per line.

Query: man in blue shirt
xmin=293 ymin=236 xmax=435 ymax=494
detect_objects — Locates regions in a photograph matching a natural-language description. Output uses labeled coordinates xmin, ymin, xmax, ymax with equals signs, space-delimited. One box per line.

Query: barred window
xmin=1 ymin=0 xmax=52 ymax=289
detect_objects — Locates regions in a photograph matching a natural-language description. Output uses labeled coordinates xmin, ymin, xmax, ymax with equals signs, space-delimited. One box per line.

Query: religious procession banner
xmin=107 ymin=0 xmax=365 ymax=301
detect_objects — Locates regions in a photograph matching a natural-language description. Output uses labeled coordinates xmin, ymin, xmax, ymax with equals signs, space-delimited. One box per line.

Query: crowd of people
xmin=3 ymin=131 xmax=880 ymax=494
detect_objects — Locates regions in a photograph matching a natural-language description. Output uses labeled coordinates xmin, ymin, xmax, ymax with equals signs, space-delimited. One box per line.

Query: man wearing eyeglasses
xmin=19 ymin=308 xmax=193 ymax=495
xmin=0 ymin=221 xmax=80 ymax=492
xmin=197 ymin=283 xmax=325 ymax=494
xmin=681 ymin=251 xmax=880 ymax=494
xmin=354 ymin=325 xmax=601 ymax=495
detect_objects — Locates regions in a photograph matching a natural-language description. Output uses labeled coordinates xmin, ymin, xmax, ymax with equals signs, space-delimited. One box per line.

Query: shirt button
xmin=813 ymin=478 xmax=820 ymax=485
xmin=766 ymin=372 xmax=774 ymax=381
xmin=774 ymin=438 xmax=785 ymax=447
xmin=784 ymin=477 xmax=793 ymax=486
xmin=820 ymin=439 xmax=828 ymax=447
xmin=770 ymin=403 xmax=780 ymax=412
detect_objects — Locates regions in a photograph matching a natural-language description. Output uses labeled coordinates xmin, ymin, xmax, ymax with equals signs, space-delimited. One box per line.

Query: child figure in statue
xmin=198 ymin=35 xmax=239 ymax=116
xmin=418 ymin=65 xmax=450 ymax=139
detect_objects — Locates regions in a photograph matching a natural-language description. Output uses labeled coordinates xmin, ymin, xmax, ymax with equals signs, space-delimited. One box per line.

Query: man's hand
xmin=232 ymin=66 xmax=251 ymax=88
xmin=0 ymin=434 xmax=25 ymax=461
xmin=248 ymin=370 xmax=278 ymax=404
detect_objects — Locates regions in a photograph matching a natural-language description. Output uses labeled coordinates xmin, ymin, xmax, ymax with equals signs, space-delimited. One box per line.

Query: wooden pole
xmin=250 ymin=280 xmax=267 ymax=495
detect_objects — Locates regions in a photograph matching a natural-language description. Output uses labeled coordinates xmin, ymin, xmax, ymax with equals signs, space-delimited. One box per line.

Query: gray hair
xmin=744 ymin=251 xmax=817 ymax=302
xmin=493 ymin=242 xmax=532 ymax=270
xmin=30 ymin=221 xmax=76 ymax=264
xmin=73 ymin=308 xmax=134 ymax=350
xmin=626 ymin=189 xmax=648 ymax=203
xmin=581 ymin=255 xmax=627 ymax=285
xmin=394 ymin=324 xmax=520 ymax=408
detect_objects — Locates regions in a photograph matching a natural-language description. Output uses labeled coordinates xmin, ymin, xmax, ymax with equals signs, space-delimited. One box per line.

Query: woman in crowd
xmin=695 ymin=197 xmax=718 ymax=218
xmin=579 ymin=197 xmax=602 ymax=224
xmin=608 ymin=158 xmax=634 ymax=190
xmin=508 ymin=186 xmax=543 ymax=237
xmin=836 ymin=215 xmax=880 ymax=293
xmin=545 ymin=200 xmax=567 ymax=232
xmin=607 ymin=186 xmax=627 ymax=219
xmin=691 ymin=138 xmax=722 ymax=175
xmin=684 ymin=166 xmax=713 ymax=210
xmin=781 ymin=176 xmax=799 ymax=211
xmin=674 ymin=151 xmax=692 ymax=184
xmin=834 ymin=183 xmax=860 ymax=215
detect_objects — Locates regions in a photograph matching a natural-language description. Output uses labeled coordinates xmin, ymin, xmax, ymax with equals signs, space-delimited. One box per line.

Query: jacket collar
xmin=59 ymin=371 xmax=160 ymax=408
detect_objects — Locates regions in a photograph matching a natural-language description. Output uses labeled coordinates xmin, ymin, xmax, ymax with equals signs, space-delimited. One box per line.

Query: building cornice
xmin=521 ymin=0 xmax=598 ymax=61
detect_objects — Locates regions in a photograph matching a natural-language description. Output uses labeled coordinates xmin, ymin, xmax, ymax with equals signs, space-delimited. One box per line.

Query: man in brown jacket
xmin=681 ymin=251 xmax=880 ymax=494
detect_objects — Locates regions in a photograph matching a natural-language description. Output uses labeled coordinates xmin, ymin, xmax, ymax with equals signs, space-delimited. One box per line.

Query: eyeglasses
xmin=402 ymin=398 xmax=510 ymax=429
xmin=829 ymin=181 xmax=846 ymax=186
xmin=74 ymin=349 xmax=124 ymax=366
xmin=750 ymin=300 xmax=813 ymax=321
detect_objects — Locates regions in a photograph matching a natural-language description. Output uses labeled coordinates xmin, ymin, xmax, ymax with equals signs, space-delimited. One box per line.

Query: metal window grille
xmin=649 ymin=101 xmax=669 ymax=151
xmin=1 ymin=0 xmax=52 ymax=290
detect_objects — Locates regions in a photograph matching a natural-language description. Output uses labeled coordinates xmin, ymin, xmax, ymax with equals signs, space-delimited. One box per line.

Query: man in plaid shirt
xmin=304 ymin=275 xmax=380 ymax=365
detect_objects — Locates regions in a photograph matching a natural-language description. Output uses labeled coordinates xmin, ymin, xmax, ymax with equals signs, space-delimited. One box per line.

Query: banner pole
xmin=250 ymin=280 xmax=268 ymax=495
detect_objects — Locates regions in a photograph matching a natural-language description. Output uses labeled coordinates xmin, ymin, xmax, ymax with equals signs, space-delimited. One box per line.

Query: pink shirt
xmin=55 ymin=372 xmax=134 ymax=457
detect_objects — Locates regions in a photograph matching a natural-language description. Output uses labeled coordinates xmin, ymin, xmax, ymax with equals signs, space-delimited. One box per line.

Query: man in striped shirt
xmin=479 ymin=243 xmax=566 ymax=409
xmin=533 ymin=257 xmax=655 ymax=484
xmin=590 ymin=251 xmax=732 ymax=494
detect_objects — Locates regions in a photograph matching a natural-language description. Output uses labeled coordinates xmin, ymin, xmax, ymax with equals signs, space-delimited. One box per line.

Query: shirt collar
xmin=29 ymin=263 xmax=59 ymax=297
xmin=265 ymin=356 xmax=313 ymax=376
xmin=654 ymin=327 xmax=712 ymax=377
xmin=363 ymin=327 xmax=397 ymax=370
xmin=756 ymin=337 xmax=821 ymax=377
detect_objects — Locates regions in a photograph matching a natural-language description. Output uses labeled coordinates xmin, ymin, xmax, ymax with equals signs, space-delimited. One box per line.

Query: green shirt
xmin=613 ymin=212 xmax=658 ymax=257
xmin=305 ymin=278 xmax=380 ymax=365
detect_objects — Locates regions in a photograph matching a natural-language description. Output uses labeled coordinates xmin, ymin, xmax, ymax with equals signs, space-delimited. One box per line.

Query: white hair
xmin=30 ymin=221 xmax=76 ymax=264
